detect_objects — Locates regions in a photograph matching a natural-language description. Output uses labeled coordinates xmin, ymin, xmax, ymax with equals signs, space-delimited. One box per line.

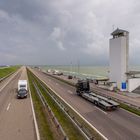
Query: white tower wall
xmin=109 ymin=33 xmax=128 ymax=90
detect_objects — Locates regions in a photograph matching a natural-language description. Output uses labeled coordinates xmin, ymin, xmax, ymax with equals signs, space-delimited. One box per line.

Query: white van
xmin=18 ymin=80 xmax=27 ymax=91
xmin=17 ymin=80 xmax=28 ymax=98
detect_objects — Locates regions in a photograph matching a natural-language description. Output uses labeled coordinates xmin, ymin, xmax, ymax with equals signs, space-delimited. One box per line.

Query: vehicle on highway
xmin=18 ymin=80 xmax=27 ymax=91
xmin=68 ymin=75 xmax=73 ymax=79
xmin=17 ymin=89 xmax=27 ymax=99
xmin=76 ymin=80 xmax=119 ymax=111
xmin=17 ymin=80 xmax=28 ymax=99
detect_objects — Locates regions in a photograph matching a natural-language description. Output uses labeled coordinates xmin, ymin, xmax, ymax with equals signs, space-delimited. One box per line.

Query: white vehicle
xmin=53 ymin=70 xmax=59 ymax=75
xmin=18 ymin=80 xmax=27 ymax=91
xmin=17 ymin=80 xmax=28 ymax=98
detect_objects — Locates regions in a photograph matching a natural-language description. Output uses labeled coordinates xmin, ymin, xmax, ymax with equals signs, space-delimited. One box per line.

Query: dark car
xmin=17 ymin=89 xmax=27 ymax=99
xmin=68 ymin=75 xmax=73 ymax=79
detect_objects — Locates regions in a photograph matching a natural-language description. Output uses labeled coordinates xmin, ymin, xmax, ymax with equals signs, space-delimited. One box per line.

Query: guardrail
xmin=0 ymin=71 xmax=15 ymax=83
xmin=33 ymin=74 xmax=95 ymax=140
xmin=29 ymin=68 xmax=108 ymax=140
xmin=42 ymin=71 xmax=140 ymax=111
xmin=32 ymin=80 xmax=69 ymax=140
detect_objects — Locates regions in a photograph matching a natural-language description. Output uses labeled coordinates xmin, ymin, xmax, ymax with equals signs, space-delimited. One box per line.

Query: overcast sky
xmin=0 ymin=0 xmax=140 ymax=66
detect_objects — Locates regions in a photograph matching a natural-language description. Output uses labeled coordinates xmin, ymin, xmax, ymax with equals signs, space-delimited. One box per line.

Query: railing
xmin=0 ymin=71 xmax=16 ymax=83
xmin=32 ymin=81 xmax=69 ymax=140
xmin=35 ymin=78 xmax=95 ymax=140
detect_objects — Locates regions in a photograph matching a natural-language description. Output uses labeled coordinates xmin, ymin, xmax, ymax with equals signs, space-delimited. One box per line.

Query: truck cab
xmin=76 ymin=80 xmax=90 ymax=95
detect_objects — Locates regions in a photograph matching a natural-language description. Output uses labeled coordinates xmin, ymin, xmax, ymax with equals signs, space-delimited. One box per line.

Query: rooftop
xmin=126 ymin=71 xmax=140 ymax=77
xmin=111 ymin=28 xmax=129 ymax=36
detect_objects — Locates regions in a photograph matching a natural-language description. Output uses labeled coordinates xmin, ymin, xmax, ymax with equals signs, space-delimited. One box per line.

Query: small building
xmin=126 ymin=71 xmax=140 ymax=92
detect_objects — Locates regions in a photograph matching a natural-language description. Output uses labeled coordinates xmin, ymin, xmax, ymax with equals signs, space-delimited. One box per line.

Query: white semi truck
xmin=17 ymin=80 xmax=28 ymax=98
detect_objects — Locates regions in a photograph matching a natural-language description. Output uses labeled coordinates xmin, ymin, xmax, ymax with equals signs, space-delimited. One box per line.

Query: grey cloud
xmin=0 ymin=0 xmax=45 ymax=21
xmin=0 ymin=0 xmax=140 ymax=65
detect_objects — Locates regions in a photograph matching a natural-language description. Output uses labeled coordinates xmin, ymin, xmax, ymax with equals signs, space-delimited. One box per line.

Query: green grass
xmin=29 ymin=69 xmax=105 ymax=140
xmin=28 ymin=70 xmax=56 ymax=140
xmin=28 ymin=70 xmax=86 ymax=140
xmin=0 ymin=66 xmax=19 ymax=78
xmin=40 ymin=80 xmax=103 ymax=140
xmin=120 ymin=103 xmax=140 ymax=116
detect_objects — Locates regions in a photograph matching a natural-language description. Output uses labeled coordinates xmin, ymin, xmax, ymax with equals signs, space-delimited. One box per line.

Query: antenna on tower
xmin=112 ymin=25 xmax=115 ymax=31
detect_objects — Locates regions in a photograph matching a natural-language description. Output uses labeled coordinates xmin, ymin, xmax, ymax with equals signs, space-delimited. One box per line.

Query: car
xmin=17 ymin=89 xmax=27 ymax=99
xmin=68 ymin=75 xmax=73 ymax=79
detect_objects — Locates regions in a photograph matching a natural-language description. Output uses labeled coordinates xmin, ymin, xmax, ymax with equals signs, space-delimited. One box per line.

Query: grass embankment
xmin=41 ymin=80 xmax=103 ymax=140
xmin=28 ymin=70 xmax=86 ymax=140
xmin=0 ymin=66 xmax=19 ymax=78
xmin=28 ymin=70 xmax=57 ymax=140
xmin=45 ymin=86 xmax=104 ymax=140
xmin=120 ymin=103 xmax=140 ymax=116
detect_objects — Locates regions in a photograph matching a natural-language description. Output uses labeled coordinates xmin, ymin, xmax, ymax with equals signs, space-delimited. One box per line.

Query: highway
xmin=0 ymin=67 xmax=36 ymax=140
xmin=50 ymin=74 xmax=140 ymax=108
xmin=30 ymin=68 xmax=140 ymax=140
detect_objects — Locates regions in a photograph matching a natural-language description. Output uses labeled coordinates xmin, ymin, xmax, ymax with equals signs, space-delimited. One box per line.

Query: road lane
xmin=49 ymin=72 xmax=140 ymax=108
xmin=0 ymin=67 xmax=36 ymax=140
xmin=90 ymin=84 xmax=140 ymax=108
xmin=30 ymin=68 xmax=140 ymax=140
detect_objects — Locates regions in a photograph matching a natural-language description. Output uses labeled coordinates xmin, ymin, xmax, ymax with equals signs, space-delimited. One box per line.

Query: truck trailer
xmin=76 ymin=80 xmax=119 ymax=111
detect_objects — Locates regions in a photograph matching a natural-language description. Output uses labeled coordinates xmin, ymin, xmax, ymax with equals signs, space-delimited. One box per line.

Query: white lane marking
xmin=94 ymin=105 xmax=107 ymax=115
xmin=29 ymin=87 xmax=40 ymax=140
xmin=67 ymin=90 xmax=73 ymax=94
xmin=0 ymin=69 xmax=20 ymax=92
xmin=31 ymin=69 xmax=108 ymax=140
xmin=7 ymin=103 xmax=11 ymax=111
xmin=120 ymin=108 xmax=140 ymax=118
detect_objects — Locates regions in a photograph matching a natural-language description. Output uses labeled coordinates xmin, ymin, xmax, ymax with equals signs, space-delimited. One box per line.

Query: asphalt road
xmin=90 ymin=84 xmax=140 ymax=108
xmin=51 ymin=73 xmax=140 ymax=108
xmin=30 ymin=68 xmax=140 ymax=140
xmin=0 ymin=67 xmax=36 ymax=140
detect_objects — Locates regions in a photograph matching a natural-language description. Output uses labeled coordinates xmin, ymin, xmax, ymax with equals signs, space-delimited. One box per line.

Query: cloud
xmin=0 ymin=0 xmax=140 ymax=65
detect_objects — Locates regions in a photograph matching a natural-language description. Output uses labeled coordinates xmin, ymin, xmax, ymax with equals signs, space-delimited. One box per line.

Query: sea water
xmin=41 ymin=65 xmax=140 ymax=79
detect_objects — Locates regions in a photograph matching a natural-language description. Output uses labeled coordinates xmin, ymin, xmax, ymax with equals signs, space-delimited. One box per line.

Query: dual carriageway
xmin=0 ymin=66 xmax=140 ymax=140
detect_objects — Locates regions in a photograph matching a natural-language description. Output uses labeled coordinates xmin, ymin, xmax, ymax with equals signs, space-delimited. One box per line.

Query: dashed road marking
xmin=7 ymin=103 xmax=11 ymax=111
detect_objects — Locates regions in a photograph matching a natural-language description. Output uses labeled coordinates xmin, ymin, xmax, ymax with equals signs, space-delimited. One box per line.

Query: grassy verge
xmin=0 ymin=66 xmax=19 ymax=78
xmin=120 ymin=103 xmax=140 ymax=116
xmin=28 ymin=71 xmax=58 ymax=140
xmin=41 ymin=80 xmax=103 ymax=140
xmin=30 ymin=69 xmax=105 ymax=140
xmin=29 ymin=70 xmax=86 ymax=140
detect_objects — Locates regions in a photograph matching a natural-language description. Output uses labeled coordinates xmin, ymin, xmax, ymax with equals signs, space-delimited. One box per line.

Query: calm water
xmin=41 ymin=65 xmax=140 ymax=79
